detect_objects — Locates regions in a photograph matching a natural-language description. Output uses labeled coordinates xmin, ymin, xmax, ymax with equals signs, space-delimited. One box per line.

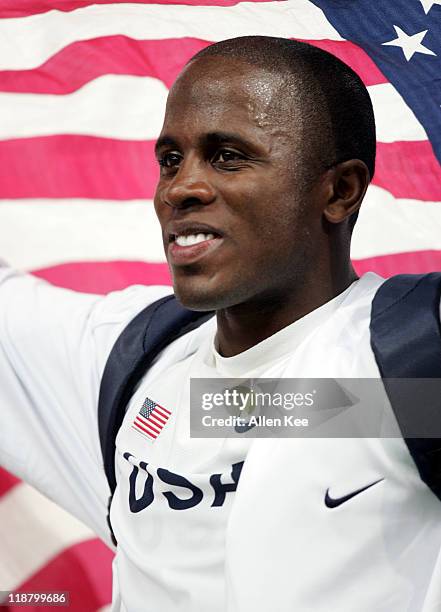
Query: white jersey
xmin=0 ymin=267 xmax=440 ymax=612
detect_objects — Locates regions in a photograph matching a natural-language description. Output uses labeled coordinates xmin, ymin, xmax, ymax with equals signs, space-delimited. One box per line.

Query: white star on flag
xmin=419 ymin=0 xmax=441 ymax=14
xmin=382 ymin=25 xmax=437 ymax=61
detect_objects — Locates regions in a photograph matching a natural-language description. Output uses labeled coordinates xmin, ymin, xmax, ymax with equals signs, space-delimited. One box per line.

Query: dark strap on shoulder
xmin=98 ymin=295 xmax=213 ymax=494
xmin=370 ymin=273 xmax=441 ymax=500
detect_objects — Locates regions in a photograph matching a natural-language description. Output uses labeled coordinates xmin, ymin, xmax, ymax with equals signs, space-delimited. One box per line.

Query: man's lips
xmin=168 ymin=234 xmax=223 ymax=266
xmin=165 ymin=221 xmax=225 ymax=266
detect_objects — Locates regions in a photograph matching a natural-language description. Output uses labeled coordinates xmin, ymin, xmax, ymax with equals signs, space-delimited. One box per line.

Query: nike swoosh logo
xmin=325 ymin=478 xmax=384 ymax=508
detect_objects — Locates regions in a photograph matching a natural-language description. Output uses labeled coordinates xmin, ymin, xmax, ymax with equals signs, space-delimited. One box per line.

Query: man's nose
xmin=163 ymin=161 xmax=216 ymax=209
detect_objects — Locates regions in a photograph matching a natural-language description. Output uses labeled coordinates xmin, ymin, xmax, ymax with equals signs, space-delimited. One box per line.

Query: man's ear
xmin=323 ymin=159 xmax=370 ymax=224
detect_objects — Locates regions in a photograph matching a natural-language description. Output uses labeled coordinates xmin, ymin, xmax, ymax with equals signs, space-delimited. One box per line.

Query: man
xmin=1 ymin=36 xmax=440 ymax=611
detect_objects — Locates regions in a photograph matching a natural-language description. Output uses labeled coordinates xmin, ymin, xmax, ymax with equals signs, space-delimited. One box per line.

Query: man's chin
xmin=172 ymin=275 xmax=236 ymax=312
xmin=172 ymin=283 xmax=221 ymax=312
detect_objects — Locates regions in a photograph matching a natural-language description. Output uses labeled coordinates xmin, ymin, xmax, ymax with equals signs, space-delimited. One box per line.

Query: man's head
xmin=154 ymin=36 xmax=376 ymax=311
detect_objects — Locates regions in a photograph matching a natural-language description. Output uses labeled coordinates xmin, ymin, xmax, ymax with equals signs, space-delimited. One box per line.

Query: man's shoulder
xmin=346 ymin=272 xmax=386 ymax=308
xmin=330 ymin=272 xmax=385 ymax=333
xmin=90 ymin=284 xmax=174 ymax=329
xmin=85 ymin=284 xmax=175 ymax=376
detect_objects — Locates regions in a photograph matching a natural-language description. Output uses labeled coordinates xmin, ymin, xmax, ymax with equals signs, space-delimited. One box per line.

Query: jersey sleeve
xmin=0 ymin=265 xmax=172 ymax=543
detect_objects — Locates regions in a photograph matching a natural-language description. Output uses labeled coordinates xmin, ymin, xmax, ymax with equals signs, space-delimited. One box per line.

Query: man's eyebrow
xmin=203 ymin=131 xmax=254 ymax=149
xmin=154 ymin=135 xmax=178 ymax=155
xmin=155 ymin=131 xmax=259 ymax=155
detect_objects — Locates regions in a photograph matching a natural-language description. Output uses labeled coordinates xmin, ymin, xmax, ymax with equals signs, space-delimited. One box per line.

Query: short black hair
xmin=190 ymin=36 xmax=376 ymax=217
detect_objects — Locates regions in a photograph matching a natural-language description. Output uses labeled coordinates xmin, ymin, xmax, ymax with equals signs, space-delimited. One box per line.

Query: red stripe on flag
xmin=156 ymin=404 xmax=172 ymax=416
xmin=372 ymin=141 xmax=441 ymax=201
xmin=150 ymin=412 xmax=167 ymax=426
xmin=133 ymin=420 xmax=161 ymax=439
xmin=0 ymin=37 xmax=386 ymax=95
xmin=0 ymin=37 xmax=210 ymax=94
xmin=0 ymin=0 xmax=277 ymax=18
xmin=131 ymin=425 xmax=155 ymax=440
xmin=2 ymin=135 xmax=439 ymax=202
xmin=353 ymin=250 xmax=441 ymax=278
xmin=138 ymin=418 xmax=161 ymax=436
xmin=137 ymin=415 xmax=161 ymax=434
xmin=149 ymin=410 xmax=168 ymax=427
xmin=5 ymin=539 xmax=113 ymax=612
xmin=155 ymin=409 xmax=171 ymax=422
xmin=29 ymin=255 xmax=441 ymax=298
xmin=0 ymin=136 xmax=159 ymax=200
xmin=32 ymin=261 xmax=171 ymax=294
xmin=0 ymin=467 xmax=21 ymax=497
xmin=133 ymin=420 xmax=158 ymax=439
xmin=301 ymin=39 xmax=387 ymax=86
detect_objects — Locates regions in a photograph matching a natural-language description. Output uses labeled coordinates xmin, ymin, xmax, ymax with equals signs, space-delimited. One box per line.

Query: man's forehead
xmin=169 ymin=56 xmax=286 ymax=109
xmin=164 ymin=55 xmax=298 ymax=130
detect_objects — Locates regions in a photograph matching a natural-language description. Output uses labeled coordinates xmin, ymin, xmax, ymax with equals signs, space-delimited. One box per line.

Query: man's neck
xmin=215 ymin=270 xmax=358 ymax=357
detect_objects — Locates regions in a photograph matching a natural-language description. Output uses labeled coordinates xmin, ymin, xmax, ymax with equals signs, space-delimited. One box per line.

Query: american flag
xmin=132 ymin=397 xmax=172 ymax=440
xmin=0 ymin=0 xmax=439 ymax=610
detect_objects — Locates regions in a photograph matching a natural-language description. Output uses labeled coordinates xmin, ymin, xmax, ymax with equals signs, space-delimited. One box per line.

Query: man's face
xmin=154 ymin=56 xmax=326 ymax=310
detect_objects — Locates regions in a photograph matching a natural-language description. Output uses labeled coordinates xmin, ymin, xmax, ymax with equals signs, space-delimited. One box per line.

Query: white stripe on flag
xmin=149 ymin=413 xmax=167 ymax=428
xmin=351 ymin=185 xmax=441 ymax=259
xmin=0 ymin=77 xmax=427 ymax=143
xmin=368 ymin=83 xmax=428 ymax=142
xmin=0 ymin=75 xmax=167 ymax=141
xmin=133 ymin=421 xmax=157 ymax=439
xmin=0 ymin=482 xmax=94 ymax=590
xmin=0 ymin=188 xmax=440 ymax=270
xmin=0 ymin=1 xmax=342 ymax=70
xmin=0 ymin=199 xmax=165 ymax=269
xmin=138 ymin=416 xmax=161 ymax=433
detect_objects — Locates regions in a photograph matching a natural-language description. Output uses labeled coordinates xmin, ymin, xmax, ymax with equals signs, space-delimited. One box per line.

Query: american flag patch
xmin=131 ymin=397 xmax=171 ymax=441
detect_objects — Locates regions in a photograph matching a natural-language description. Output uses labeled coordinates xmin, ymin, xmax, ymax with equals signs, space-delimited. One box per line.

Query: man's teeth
xmin=175 ymin=233 xmax=215 ymax=247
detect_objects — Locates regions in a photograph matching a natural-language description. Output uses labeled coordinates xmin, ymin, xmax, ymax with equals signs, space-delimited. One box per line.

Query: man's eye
xmin=158 ymin=152 xmax=182 ymax=168
xmin=213 ymin=150 xmax=242 ymax=163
